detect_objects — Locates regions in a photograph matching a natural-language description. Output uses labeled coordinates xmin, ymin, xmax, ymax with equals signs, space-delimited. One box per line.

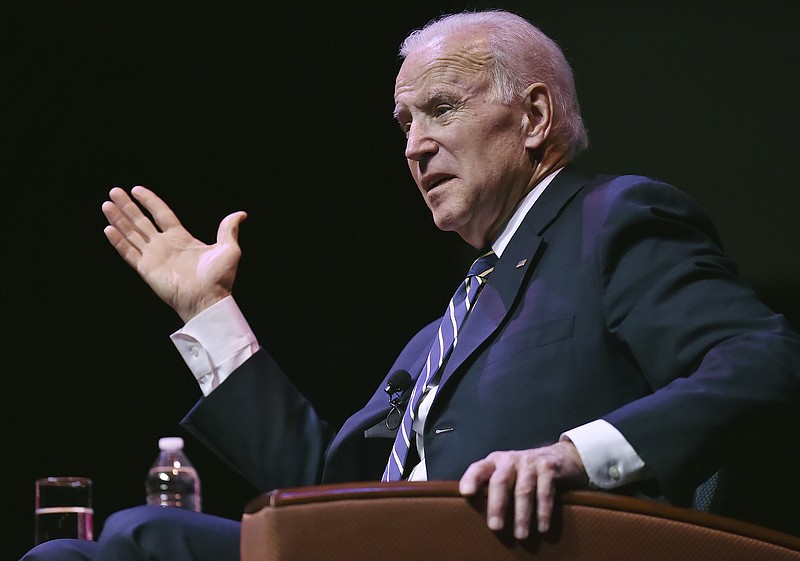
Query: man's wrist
xmin=171 ymin=296 xmax=259 ymax=395
xmin=561 ymin=419 xmax=649 ymax=489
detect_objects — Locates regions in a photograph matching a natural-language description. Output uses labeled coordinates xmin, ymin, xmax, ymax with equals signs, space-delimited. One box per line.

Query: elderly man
xmin=22 ymin=9 xmax=800 ymax=561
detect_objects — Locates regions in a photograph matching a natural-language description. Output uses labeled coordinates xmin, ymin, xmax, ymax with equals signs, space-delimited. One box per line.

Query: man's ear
xmin=522 ymin=83 xmax=553 ymax=150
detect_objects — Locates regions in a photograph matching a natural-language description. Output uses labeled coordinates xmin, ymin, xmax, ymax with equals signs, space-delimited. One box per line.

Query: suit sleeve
xmin=181 ymin=348 xmax=334 ymax=492
xmin=594 ymin=178 xmax=800 ymax=496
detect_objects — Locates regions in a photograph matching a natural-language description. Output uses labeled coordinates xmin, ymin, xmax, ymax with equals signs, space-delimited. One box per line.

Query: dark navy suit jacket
xmin=182 ymin=169 xmax=800 ymax=533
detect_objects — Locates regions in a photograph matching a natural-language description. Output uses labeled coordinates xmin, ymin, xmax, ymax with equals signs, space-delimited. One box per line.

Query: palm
xmin=102 ymin=186 xmax=247 ymax=322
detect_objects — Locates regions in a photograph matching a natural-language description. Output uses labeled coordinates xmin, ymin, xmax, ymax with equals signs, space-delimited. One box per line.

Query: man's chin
xmin=431 ymin=214 xmax=485 ymax=247
xmin=431 ymin=211 xmax=462 ymax=234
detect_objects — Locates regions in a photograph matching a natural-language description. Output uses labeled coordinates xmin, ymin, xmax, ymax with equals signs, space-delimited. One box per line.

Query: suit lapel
xmin=437 ymin=168 xmax=589 ymax=392
xmin=341 ymin=169 xmax=590 ymax=434
xmin=337 ymin=330 xmax=432 ymax=439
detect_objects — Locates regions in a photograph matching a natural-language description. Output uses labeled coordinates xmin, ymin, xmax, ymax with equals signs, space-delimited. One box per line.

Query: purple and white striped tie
xmin=382 ymin=250 xmax=497 ymax=482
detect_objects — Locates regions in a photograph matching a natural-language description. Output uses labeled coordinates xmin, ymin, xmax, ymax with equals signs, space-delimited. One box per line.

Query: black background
xmin=6 ymin=1 xmax=798 ymax=558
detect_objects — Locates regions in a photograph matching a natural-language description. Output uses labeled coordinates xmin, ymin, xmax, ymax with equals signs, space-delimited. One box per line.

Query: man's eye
xmin=434 ymin=104 xmax=452 ymax=117
xmin=399 ymin=122 xmax=411 ymax=136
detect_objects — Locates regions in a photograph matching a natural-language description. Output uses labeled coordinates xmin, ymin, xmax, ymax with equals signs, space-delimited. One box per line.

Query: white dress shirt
xmin=170 ymin=168 xmax=647 ymax=489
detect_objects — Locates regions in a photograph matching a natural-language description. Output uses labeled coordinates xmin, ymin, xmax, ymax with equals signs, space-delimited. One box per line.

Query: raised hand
xmin=102 ymin=185 xmax=248 ymax=322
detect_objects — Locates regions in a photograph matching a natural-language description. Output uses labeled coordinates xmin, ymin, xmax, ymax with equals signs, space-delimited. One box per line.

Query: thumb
xmin=217 ymin=211 xmax=248 ymax=245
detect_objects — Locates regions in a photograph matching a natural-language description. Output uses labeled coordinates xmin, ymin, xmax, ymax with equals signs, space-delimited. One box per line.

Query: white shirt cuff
xmin=561 ymin=419 xmax=649 ymax=489
xmin=170 ymin=296 xmax=259 ymax=396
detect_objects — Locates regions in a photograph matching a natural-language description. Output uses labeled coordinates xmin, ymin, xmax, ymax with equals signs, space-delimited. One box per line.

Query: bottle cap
xmin=158 ymin=437 xmax=184 ymax=451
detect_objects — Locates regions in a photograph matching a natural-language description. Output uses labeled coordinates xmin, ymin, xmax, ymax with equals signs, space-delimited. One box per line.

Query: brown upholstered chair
xmin=240 ymin=481 xmax=800 ymax=560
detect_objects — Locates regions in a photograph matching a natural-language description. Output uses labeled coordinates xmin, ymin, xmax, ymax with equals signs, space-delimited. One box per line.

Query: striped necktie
xmin=382 ymin=250 xmax=498 ymax=482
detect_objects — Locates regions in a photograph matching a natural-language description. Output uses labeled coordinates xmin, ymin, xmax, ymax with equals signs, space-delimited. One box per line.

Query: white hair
xmin=400 ymin=10 xmax=589 ymax=158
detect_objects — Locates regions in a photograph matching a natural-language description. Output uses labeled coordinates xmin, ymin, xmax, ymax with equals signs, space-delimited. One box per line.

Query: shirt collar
xmin=491 ymin=167 xmax=563 ymax=257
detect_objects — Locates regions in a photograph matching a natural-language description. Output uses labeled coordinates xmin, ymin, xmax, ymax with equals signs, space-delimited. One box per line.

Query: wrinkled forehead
xmin=394 ymin=30 xmax=493 ymax=99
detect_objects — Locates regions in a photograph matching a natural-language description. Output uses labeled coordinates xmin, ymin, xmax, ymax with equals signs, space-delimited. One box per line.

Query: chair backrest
xmin=240 ymin=481 xmax=800 ymax=561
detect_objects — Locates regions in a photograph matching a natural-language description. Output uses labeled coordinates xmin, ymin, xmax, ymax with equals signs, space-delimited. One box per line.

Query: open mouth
xmin=427 ymin=176 xmax=454 ymax=191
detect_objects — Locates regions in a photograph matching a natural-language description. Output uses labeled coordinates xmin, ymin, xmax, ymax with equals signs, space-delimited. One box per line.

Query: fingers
xmin=459 ymin=457 xmax=495 ymax=496
xmin=129 ymin=185 xmax=184 ymax=233
xmin=486 ymin=456 xmax=515 ymax=532
xmin=533 ymin=459 xmax=556 ymax=535
xmin=499 ymin=453 xmax=556 ymax=537
xmin=102 ymin=186 xmax=182 ymax=244
xmin=105 ymin=187 xmax=157 ymax=241
xmin=217 ymin=211 xmax=248 ymax=245
xmin=460 ymin=452 xmax=521 ymax=534
xmin=102 ymin=192 xmax=148 ymax=268
xmin=101 ymin=185 xmax=188 ymax=273
xmin=513 ymin=457 xmax=537 ymax=538
xmin=101 ymin=188 xmax=153 ymax=264
xmin=459 ymin=443 xmax=589 ymax=540
xmin=103 ymin=221 xmax=141 ymax=269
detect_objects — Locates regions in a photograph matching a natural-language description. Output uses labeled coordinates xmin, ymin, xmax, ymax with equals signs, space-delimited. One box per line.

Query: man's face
xmin=393 ymin=33 xmax=534 ymax=248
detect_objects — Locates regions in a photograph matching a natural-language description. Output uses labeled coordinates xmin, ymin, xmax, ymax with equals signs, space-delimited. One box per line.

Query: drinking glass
xmin=34 ymin=476 xmax=94 ymax=545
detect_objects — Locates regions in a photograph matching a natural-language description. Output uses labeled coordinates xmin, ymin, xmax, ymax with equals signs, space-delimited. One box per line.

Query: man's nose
xmin=405 ymin=121 xmax=438 ymax=162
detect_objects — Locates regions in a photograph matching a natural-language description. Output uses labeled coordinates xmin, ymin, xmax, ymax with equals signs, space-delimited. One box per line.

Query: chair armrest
xmin=242 ymin=481 xmax=800 ymax=561
xmin=244 ymin=480 xmax=461 ymax=512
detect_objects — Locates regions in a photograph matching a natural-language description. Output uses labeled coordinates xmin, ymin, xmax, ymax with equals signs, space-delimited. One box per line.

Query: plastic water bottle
xmin=144 ymin=436 xmax=202 ymax=512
